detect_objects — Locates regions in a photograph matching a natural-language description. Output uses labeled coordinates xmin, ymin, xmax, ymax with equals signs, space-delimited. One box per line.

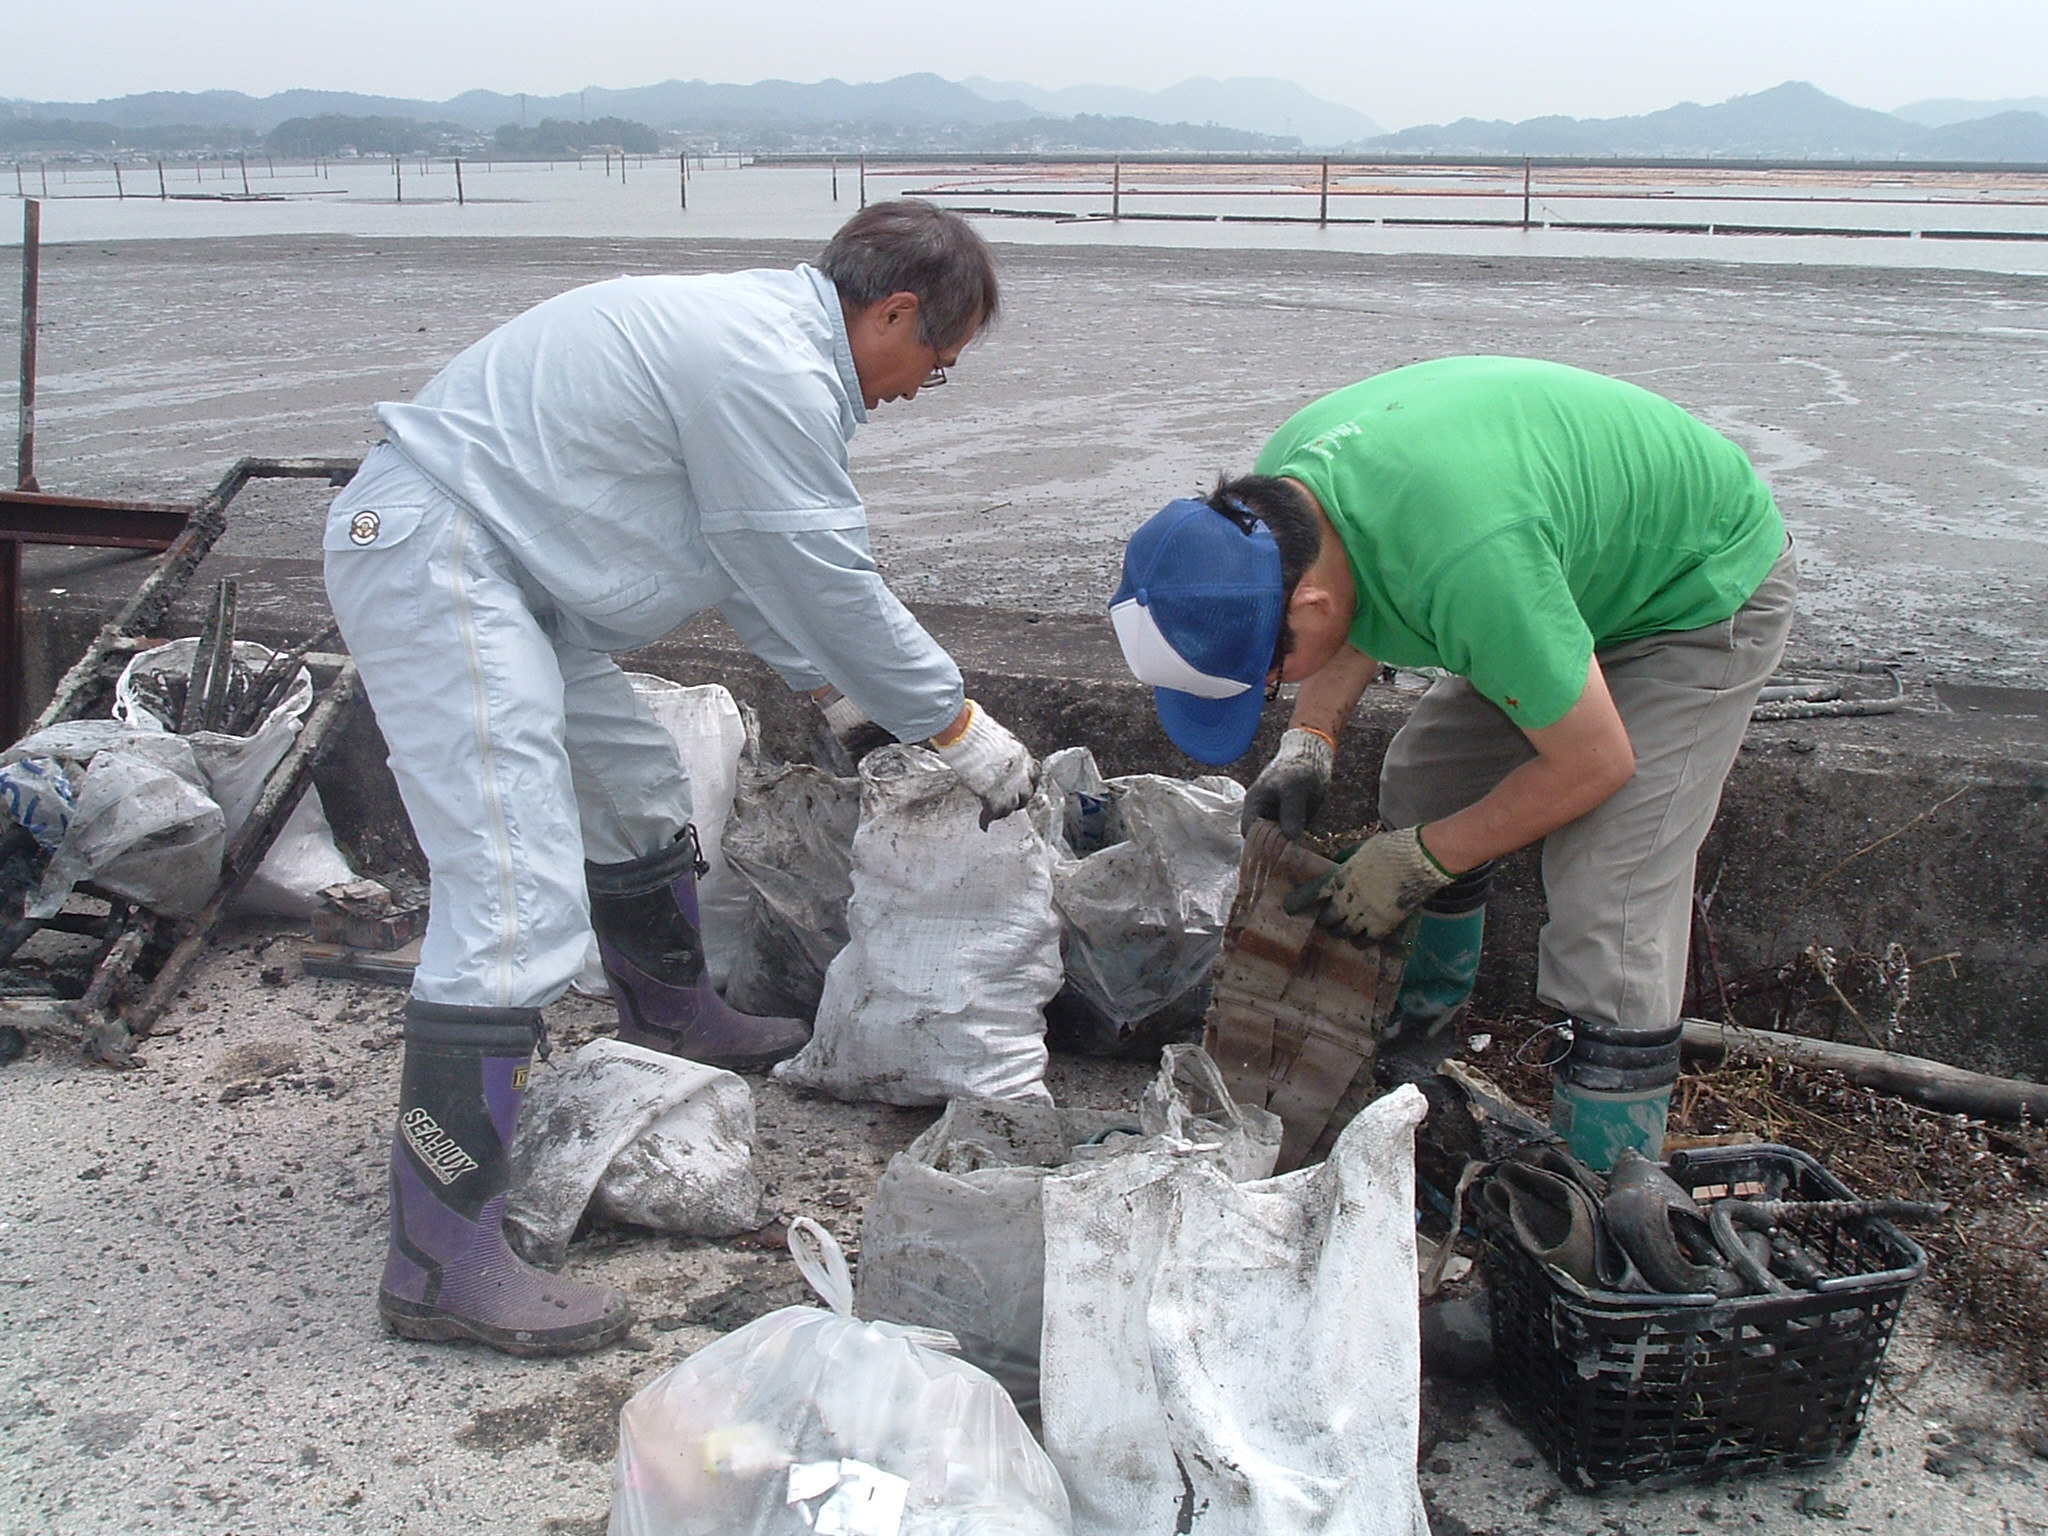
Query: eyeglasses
xmin=922 ymin=365 xmax=948 ymax=389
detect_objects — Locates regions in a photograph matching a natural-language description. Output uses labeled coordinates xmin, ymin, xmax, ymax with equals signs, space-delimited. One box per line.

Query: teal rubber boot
xmin=1381 ymin=862 xmax=1491 ymax=1078
xmin=1548 ymin=1018 xmax=1683 ymax=1171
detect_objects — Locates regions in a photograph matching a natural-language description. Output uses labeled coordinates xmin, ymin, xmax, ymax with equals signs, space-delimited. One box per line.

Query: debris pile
xmin=1473 ymin=1007 xmax=2048 ymax=1397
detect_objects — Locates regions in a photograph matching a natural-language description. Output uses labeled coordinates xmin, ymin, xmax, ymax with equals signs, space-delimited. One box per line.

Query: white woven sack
xmin=773 ymin=745 xmax=1061 ymax=1107
xmin=573 ymin=677 xmax=752 ymax=995
xmin=504 ymin=1039 xmax=761 ymax=1269
xmin=856 ymin=1045 xmax=1282 ymax=1411
xmin=1039 ymin=1084 xmax=1431 ymax=1536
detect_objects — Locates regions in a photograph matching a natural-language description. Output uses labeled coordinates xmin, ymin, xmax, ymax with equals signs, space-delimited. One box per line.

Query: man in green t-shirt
xmin=1109 ymin=357 xmax=1796 ymax=1169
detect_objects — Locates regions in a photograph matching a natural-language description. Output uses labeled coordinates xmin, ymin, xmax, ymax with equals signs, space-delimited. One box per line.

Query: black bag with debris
xmin=718 ymin=759 xmax=861 ymax=1023
xmin=1039 ymin=747 xmax=1244 ymax=1060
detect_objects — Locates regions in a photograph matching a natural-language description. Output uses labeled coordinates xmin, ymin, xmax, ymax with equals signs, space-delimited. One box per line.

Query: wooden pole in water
xmin=114 ymin=162 xmax=124 ymax=199
xmin=17 ymin=200 xmax=42 ymax=492
xmin=157 ymin=160 xmax=167 ymax=199
xmin=394 ymin=155 xmax=403 ymax=203
xmin=1319 ymin=158 xmax=1329 ymax=226
xmin=1522 ymin=157 xmax=1532 ymax=229
xmin=831 ymin=157 xmax=838 ymax=202
xmin=39 ymin=164 xmax=48 ymax=197
xmin=1112 ymin=157 xmax=1122 ymax=219
xmin=239 ymin=155 xmax=250 ymax=195
xmin=859 ymin=154 xmax=866 ymax=208
xmin=12 ymin=165 xmax=20 ymax=197
xmin=454 ymin=158 xmax=465 ymax=205
xmin=678 ymin=154 xmax=687 ymax=209
xmin=620 ymin=152 xmax=627 ymax=185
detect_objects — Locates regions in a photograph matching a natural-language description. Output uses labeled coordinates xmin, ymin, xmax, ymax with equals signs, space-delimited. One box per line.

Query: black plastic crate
xmin=1480 ymin=1142 xmax=1926 ymax=1490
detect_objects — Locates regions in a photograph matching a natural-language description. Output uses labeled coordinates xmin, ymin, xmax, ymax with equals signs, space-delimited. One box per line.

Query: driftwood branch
xmin=1680 ymin=1017 xmax=2048 ymax=1124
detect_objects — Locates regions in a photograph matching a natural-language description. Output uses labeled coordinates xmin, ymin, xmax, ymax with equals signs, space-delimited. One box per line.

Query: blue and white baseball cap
xmin=1109 ymin=497 xmax=1284 ymax=765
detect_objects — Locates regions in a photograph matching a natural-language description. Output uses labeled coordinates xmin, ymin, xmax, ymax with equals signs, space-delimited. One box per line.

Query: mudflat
xmin=7 ymin=234 xmax=2045 ymax=685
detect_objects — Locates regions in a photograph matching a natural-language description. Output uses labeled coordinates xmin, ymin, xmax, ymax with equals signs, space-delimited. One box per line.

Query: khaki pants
xmin=1378 ymin=546 xmax=1796 ymax=1034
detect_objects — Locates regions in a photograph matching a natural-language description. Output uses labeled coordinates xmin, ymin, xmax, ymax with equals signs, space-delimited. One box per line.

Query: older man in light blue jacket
xmin=324 ymin=200 xmax=1033 ymax=1358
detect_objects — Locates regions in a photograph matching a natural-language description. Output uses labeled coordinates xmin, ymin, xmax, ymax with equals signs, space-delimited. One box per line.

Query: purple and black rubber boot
xmin=378 ymin=998 xmax=632 ymax=1357
xmin=586 ymin=826 xmax=809 ymax=1072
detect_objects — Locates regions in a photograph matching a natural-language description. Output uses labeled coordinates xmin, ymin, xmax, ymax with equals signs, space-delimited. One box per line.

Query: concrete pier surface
xmin=3 ymin=237 xmax=2045 ymax=1533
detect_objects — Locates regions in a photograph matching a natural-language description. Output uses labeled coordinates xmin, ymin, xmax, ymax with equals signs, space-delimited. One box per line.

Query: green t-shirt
xmin=1254 ymin=356 xmax=1785 ymax=730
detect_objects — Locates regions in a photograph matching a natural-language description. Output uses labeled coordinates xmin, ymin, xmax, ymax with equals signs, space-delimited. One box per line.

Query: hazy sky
xmin=7 ymin=0 xmax=2045 ymax=128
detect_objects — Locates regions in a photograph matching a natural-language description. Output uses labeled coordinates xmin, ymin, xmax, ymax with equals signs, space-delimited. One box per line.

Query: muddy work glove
xmin=1242 ymin=727 xmax=1336 ymax=840
xmin=931 ymin=700 xmax=1038 ymax=826
xmin=1285 ymin=826 xmax=1452 ymax=942
xmin=810 ymin=686 xmax=895 ymax=762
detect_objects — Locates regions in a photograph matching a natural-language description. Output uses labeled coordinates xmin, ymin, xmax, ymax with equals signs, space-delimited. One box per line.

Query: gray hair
xmin=818 ymin=199 xmax=999 ymax=349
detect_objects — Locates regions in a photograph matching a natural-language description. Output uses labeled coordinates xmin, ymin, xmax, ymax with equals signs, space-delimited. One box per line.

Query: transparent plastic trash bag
xmin=610 ymin=1218 xmax=1072 ymax=1536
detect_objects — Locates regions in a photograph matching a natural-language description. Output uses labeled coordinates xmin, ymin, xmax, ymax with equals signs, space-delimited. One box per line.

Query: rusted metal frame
xmin=28 ymin=456 xmax=358 ymax=735
xmin=0 ymin=492 xmax=192 ymax=547
xmin=16 ymin=199 xmax=38 ymax=493
xmin=1 ymin=493 xmax=192 ymax=739
xmin=5 ymin=457 xmax=358 ymax=1059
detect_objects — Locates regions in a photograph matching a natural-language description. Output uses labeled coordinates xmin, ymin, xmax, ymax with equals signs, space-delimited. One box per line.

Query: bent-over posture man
xmin=326 ymin=200 xmax=1035 ymax=1356
xmin=1111 ymin=356 xmax=1793 ymax=1171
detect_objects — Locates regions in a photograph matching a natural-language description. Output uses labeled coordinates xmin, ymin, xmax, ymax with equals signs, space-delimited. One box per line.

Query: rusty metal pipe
xmin=15 ymin=199 xmax=38 ymax=493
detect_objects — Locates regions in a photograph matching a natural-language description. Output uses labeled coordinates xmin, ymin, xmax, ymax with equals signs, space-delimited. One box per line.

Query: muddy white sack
xmin=1039 ymin=1084 xmax=1432 ymax=1536
xmin=856 ymin=1045 xmax=1282 ymax=1411
xmin=504 ymin=1039 xmax=761 ymax=1269
xmin=774 ymin=745 xmax=1062 ymax=1107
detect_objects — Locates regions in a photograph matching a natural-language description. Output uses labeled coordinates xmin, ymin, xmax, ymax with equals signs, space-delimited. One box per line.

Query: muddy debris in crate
xmin=1468 ymin=1008 xmax=2048 ymax=1395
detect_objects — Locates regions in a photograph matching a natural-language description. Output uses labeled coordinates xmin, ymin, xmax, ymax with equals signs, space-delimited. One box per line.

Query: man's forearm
xmin=1287 ymin=646 xmax=1381 ymax=742
xmin=1419 ymin=754 xmax=1619 ymax=872
xmin=1419 ymin=662 xmax=1635 ymax=872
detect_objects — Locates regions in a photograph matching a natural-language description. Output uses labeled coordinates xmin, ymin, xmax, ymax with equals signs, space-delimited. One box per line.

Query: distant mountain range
xmin=3 ymin=76 xmax=2046 ymax=161
xmin=961 ymin=77 xmax=1381 ymax=147
xmin=1364 ymin=82 xmax=2048 ymax=161
xmin=1895 ymin=95 xmax=2048 ymax=129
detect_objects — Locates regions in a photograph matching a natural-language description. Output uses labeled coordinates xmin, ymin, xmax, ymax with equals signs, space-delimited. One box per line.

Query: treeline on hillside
xmin=265 ymin=114 xmax=467 ymax=157
xmin=492 ymin=117 xmax=660 ymax=155
xmin=0 ymin=116 xmax=259 ymax=154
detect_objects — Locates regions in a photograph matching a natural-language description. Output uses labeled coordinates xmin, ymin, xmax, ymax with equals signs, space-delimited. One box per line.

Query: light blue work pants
xmin=323 ymin=445 xmax=692 ymax=1009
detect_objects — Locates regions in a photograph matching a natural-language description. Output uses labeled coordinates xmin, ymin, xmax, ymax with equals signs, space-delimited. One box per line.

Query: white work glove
xmin=930 ymin=700 xmax=1038 ymax=826
xmin=1285 ymin=826 xmax=1452 ymax=941
xmin=1242 ymin=726 xmax=1336 ymax=840
xmin=810 ymin=686 xmax=894 ymax=760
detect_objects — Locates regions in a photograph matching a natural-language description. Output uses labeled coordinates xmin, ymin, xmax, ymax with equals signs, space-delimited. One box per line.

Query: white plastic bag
xmin=773 ymin=746 xmax=1062 ymax=1107
xmin=1040 ymin=747 xmax=1243 ymax=1057
xmin=856 ymin=1045 xmax=1281 ymax=1410
xmin=575 ymin=677 xmax=754 ymax=997
xmin=504 ymin=1039 xmax=762 ymax=1269
xmin=721 ymin=760 xmax=862 ymax=1021
xmin=1039 ymin=1085 xmax=1431 ymax=1536
xmin=8 ymin=729 xmax=224 ymax=919
xmin=0 ymin=755 xmax=76 ymax=850
xmin=113 ymin=638 xmax=353 ymax=915
xmin=609 ymin=1218 xmax=1072 ymax=1536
